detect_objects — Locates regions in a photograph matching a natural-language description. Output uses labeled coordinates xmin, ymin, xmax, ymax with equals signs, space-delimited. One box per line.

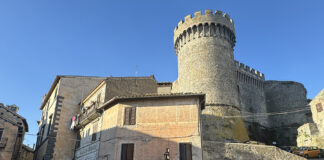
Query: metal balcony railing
xmin=77 ymin=102 xmax=102 ymax=127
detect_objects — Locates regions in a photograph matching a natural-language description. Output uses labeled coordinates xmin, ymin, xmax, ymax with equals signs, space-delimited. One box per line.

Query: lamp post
xmin=164 ymin=148 xmax=170 ymax=160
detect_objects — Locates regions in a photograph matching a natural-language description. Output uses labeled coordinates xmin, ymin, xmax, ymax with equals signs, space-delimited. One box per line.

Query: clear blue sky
xmin=0 ymin=0 xmax=323 ymax=147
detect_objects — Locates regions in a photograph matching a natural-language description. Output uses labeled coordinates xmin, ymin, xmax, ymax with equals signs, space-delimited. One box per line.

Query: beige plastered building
xmin=297 ymin=89 xmax=324 ymax=148
xmin=76 ymin=90 xmax=204 ymax=160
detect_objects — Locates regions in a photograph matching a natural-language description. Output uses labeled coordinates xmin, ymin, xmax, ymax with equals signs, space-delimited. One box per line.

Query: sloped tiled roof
xmin=98 ymin=92 xmax=205 ymax=110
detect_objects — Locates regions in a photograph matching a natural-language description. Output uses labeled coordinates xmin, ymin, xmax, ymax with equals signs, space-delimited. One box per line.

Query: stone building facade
xmin=297 ymin=89 xmax=324 ymax=148
xmin=172 ymin=10 xmax=311 ymax=146
xmin=35 ymin=9 xmax=312 ymax=160
xmin=0 ymin=103 xmax=29 ymax=160
xmin=18 ymin=144 xmax=34 ymax=160
xmin=74 ymin=76 xmax=158 ymax=160
xmin=34 ymin=76 xmax=106 ymax=160
xmin=75 ymin=90 xmax=204 ymax=160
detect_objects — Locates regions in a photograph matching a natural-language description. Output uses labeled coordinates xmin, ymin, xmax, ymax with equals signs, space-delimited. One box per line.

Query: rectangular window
xmin=75 ymin=133 xmax=81 ymax=149
xmin=121 ymin=143 xmax=134 ymax=160
xmin=0 ymin=128 xmax=3 ymax=140
xmin=92 ymin=122 xmax=98 ymax=142
xmin=18 ymin=127 xmax=23 ymax=137
xmin=180 ymin=143 xmax=192 ymax=160
xmin=47 ymin=114 xmax=53 ymax=136
xmin=40 ymin=125 xmax=45 ymax=142
xmin=96 ymin=93 xmax=101 ymax=106
xmin=124 ymin=107 xmax=136 ymax=125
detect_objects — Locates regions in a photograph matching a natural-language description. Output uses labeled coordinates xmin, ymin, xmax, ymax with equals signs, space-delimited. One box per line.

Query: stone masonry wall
xmin=0 ymin=118 xmax=18 ymax=160
xmin=172 ymin=10 xmax=248 ymax=142
xmin=235 ymin=61 xmax=269 ymax=142
xmin=0 ymin=105 xmax=26 ymax=160
xmin=264 ymin=81 xmax=312 ymax=146
xmin=203 ymin=141 xmax=306 ymax=160
xmin=52 ymin=76 xmax=105 ymax=160
xmin=105 ymin=76 xmax=157 ymax=102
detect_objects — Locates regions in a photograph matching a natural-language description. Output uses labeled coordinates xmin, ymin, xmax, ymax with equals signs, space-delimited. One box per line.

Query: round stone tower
xmin=172 ymin=10 xmax=249 ymax=141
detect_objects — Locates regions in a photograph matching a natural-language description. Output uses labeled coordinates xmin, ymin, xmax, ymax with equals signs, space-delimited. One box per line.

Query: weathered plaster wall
xmin=157 ymin=83 xmax=172 ymax=94
xmin=83 ymin=81 xmax=106 ymax=108
xmin=104 ymin=77 xmax=157 ymax=101
xmin=264 ymin=81 xmax=312 ymax=146
xmin=297 ymin=123 xmax=321 ymax=147
xmin=99 ymin=97 xmax=203 ymax=160
xmin=202 ymin=141 xmax=306 ymax=160
xmin=297 ymin=89 xmax=324 ymax=148
xmin=76 ymin=117 xmax=101 ymax=160
xmin=309 ymin=89 xmax=324 ymax=134
xmin=52 ymin=76 xmax=105 ymax=160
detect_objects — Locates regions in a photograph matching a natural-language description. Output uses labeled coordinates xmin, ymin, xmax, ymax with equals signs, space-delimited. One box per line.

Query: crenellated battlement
xmin=235 ymin=60 xmax=265 ymax=89
xmin=235 ymin=60 xmax=265 ymax=80
xmin=235 ymin=61 xmax=265 ymax=79
xmin=174 ymin=10 xmax=236 ymax=54
xmin=234 ymin=60 xmax=265 ymax=89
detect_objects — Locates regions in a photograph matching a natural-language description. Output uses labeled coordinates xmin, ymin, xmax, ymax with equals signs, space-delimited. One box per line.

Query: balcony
xmin=76 ymin=102 xmax=102 ymax=128
xmin=0 ymin=138 xmax=8 ymax=148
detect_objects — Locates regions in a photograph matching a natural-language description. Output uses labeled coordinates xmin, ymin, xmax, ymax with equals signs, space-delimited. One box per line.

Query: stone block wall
xmin=202 ymin=141 xmax=306 ymax=160
xmin=52 ymin=76 xmax=105 ymax=160
xmin=264 ymin=81 xmax=312 ymax=146
xmin=172 ymin=10 xmax=248 ymax=143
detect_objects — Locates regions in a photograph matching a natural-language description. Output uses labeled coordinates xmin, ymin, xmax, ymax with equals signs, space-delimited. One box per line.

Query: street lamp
xmin=164 ymin=148 xmax=170 ymax=160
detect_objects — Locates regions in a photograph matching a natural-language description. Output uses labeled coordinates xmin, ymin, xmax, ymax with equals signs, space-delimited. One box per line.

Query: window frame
xmin=124 ymin=107 xmax=136 ymax=125
xmin=179 ymin=142 xmax=192 ymax=160
xmin=121 ymin=143 xmax=134 ymax=160
xmin=0 ymin=128 xmax=4 ymax=140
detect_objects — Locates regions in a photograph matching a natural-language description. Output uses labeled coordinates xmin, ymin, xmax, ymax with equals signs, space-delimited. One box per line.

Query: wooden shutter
xmin=121 ymin=144 xmax=134 ymax=160
xmin=121 ymin=144 xmax=127 ymax=160
xmin=124 ymin=108 xmax=131 ymax=125
xmin=130 ymin=107 xmax=136 ymax=125
xmin=180 ymin=143 xmax=192 ymax=160
xmin=180 ymin=143 xmax=186 ymax=160
xmin=186 ymin=143 xmax=192 ymax=160
xmin=124 ymin=107 xmax=136 ymax=125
